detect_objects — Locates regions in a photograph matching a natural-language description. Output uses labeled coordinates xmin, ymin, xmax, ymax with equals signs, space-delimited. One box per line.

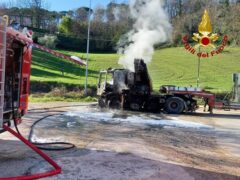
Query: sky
xmin=48 ymin=0 xmax=128 ymax=11
xmin=1 ymin=0 xmax=129 ymax=11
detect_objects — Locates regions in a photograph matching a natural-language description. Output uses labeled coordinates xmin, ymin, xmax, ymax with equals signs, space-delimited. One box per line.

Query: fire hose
xmin=0 ymin=104 xmax=96 ymax=179
xmin=0 ymin=113 xmax=76 ymax=179
xmin=28 ymin=114 xmax=75 ymax=151
xmin=0 ymin=125 xmax=62 ymax=180
xmin=1 ymin=114 xmax=76 ymax=179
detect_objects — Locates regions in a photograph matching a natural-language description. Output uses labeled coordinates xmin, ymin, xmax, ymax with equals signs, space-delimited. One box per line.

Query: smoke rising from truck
xmin=117 ymin=0 xmax=172 ymax=72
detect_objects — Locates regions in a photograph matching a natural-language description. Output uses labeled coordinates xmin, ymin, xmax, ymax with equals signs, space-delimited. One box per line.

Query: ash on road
xmin=0 ymin=102 xmax=240 ymax=180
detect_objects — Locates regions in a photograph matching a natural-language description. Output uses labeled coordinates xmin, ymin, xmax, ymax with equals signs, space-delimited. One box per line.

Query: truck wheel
xmin=108 ymin=98 xmax=121 ymax=109
xmin=165 ymin=97 xmax=185 ymax=114
xmin=98 ymin=97 xmax=107 ymax=108
xmin=130 ymin=103 xmax=141 ymax=111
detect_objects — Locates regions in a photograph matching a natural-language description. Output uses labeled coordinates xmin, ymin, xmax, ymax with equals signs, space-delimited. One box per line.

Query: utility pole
xmin=84 ymin=0 xmax=92 ymax=95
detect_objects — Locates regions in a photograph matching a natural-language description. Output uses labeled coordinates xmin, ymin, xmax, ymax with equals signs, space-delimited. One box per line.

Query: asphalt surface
xmin=0 ymin=102 xmax=240 ymax=180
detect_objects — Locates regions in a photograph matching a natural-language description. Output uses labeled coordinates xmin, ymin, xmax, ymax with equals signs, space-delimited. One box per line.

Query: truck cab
xmin=97 ymin=59 xmax=159 ymax=111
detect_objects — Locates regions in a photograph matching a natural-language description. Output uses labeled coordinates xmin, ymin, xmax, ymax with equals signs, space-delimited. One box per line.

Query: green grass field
xmin=31 ymin=47 xmax=240 ymax=93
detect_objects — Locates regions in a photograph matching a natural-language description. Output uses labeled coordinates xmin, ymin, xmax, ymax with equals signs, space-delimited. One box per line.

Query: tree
xmin=93 ymin=6 xmax=105 ymax=22
xmin=58 ymin=16 xmax=73 ymax=35
xmin=106 ymin=2 xmax=117 ymax=22
xmin=219 ymin=0 xmax=230 ymax=7
xmin=17 ymin=0 xmax=47 ymax=28
xmin=177 ymin=0 xmax=183 ymax=16
xmin=74 ymin=7 xmax=90 ymax=22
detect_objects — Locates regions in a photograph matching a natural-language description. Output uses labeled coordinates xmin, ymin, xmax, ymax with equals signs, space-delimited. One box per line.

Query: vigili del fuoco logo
xmin=182 ymin=9 xmax=228 ymax=58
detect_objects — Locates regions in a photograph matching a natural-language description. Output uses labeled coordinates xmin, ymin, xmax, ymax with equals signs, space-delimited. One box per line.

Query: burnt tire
xmin=165 ymin=97 xmax=185 ymax=114
xmin=130 ymin=103 xmax=141 ymax=111
xmin=108 ymin=98 xmax=121 ymax=109
xmin=98 ymin=97 xmax=107 ymax=108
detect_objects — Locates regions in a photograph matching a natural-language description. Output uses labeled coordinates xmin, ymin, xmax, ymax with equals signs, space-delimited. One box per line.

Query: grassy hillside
xmin=31 ymin=47 xmax=240 ymax=93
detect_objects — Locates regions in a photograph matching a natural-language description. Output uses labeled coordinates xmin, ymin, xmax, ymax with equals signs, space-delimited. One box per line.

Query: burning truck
xmin=98 ymin=59 xmax=204 ymax=114
xmin=97 ymin=59 xmax=240 ymax=114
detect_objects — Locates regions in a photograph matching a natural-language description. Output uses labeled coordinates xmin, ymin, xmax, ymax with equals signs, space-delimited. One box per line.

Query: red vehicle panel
xmin=3 ymin=27 xmax=33 ymax=124
xmin=19 ymin=44 xmax=32 ymax=114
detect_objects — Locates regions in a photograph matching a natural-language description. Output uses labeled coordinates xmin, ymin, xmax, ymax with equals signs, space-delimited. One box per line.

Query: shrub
xmin=38 ymin=35 xmax=59 ymax=49
xmin=47 ymin=86 xmax=67 ymax=97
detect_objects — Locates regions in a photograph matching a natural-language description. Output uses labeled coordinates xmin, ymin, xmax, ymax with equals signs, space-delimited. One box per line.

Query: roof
xmin=6 ymin=27 xmax=33 ymax=45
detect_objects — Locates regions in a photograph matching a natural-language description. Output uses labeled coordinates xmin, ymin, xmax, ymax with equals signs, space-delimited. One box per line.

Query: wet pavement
xmin=0 ymin=102 xmax=240 ymax=179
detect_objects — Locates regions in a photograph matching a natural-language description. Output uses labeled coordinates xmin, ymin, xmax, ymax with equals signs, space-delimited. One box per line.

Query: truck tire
xmin=108 ymin=97 xmax=121 ymax=109
xmin=130 ymin=103 xmax=141 ymax=111
xmin=165 ymin=97 xmax=185 ymax=114
xmin=98 ymin=97 xmax=107 ymax=108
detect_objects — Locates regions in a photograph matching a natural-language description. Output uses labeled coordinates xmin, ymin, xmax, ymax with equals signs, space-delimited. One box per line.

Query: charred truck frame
xmin=97 ymin=59 xmax=240 ymax=114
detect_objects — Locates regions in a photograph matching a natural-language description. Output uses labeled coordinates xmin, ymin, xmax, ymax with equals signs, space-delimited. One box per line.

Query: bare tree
xmin=74 ymin=7 xmax=90 ymax=22
xmin=93 ymin=5 xmax=105 ymax=22
xmin=17 ymin=0 xmax=48 ymax=28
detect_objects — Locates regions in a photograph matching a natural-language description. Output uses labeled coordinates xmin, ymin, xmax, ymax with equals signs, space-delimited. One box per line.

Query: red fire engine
xmin=0 ymin=16 xmax=85 ymax=130
xmin=0 ymin=16 xmax=85 ymax=179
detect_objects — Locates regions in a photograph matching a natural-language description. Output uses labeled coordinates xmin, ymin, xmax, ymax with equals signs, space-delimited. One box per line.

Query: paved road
xmin=0 ymin=102 xmax=240 ymax=180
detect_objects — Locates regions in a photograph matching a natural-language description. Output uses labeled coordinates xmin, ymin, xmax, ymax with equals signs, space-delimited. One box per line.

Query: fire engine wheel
xmin=165 ymin=97 xmax=185 ymax=114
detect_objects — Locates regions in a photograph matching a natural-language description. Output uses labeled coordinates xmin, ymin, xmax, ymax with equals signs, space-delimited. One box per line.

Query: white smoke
xmin=117 ymin=0 xmax=172 ymax=72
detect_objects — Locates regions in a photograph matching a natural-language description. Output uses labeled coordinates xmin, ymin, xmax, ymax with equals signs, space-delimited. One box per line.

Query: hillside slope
xmin=31 ymin=47 xmax=240 ymax=92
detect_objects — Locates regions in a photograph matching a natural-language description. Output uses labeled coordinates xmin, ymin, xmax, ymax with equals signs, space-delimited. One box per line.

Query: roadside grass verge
xmin=29 ymin=86 xmax=97 ymax=102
